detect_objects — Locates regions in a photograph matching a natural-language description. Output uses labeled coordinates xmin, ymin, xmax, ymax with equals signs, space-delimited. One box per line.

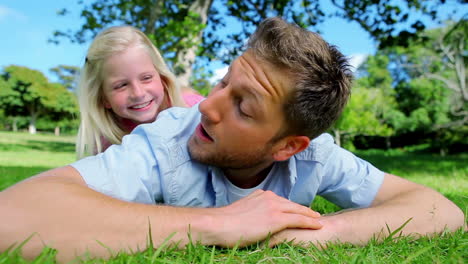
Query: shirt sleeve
xmin=70 ymin=128 xmax=162 ymax=204
xmin=317 ymin=144 xmax=385 ymax=209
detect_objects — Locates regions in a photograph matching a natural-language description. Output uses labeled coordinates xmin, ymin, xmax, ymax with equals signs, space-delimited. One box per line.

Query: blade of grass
xmin=150 ymin=232 xmax=176 ymax=263
xmin=384 ymin=217 xmax=413 ymax=242
xmin=401 ymin=244 xmax=435 ymax=264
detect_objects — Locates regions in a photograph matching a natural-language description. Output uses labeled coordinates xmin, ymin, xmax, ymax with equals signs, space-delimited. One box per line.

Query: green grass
xmin=0 ymin=131 xmax=76 ymax=190
xmin=0 ymin=131 xmax=466 ymax=263
xmin=354 ymin=148 xmax=468 ymax=211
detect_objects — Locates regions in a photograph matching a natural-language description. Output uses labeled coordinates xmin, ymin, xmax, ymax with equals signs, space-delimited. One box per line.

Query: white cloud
xmin=0 ymin=6 xmax=27 ymax=22
xmin=348 ymin=53 xmax=368 ymax=72
xmin=210 ymin=66 xmax=228 ymax=84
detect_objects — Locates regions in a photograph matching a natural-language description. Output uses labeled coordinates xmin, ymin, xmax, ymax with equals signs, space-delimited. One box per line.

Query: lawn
xmin=0 ymin=131 xmax=466 ymax=263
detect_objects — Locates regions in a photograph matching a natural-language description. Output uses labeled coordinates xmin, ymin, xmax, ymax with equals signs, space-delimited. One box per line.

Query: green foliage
xmin=396 ymin=78 xmax=451 ymax=132
xmin=50 ymin=0 xmax=461 ymax=87
xmin=190 ymin=63 xmax=214 ymax=96
xmin=51 ymin=1 xmax=208 ymax=73
xmin=49 ymin=64 xmax=80 ymax=92
xmin=347 ymin=20 xmax=467 ymax=151
xmin=333 ymin=85 xmax=393 ymax=141
xmin=0 ymin=65 xmax=79 ymax=133
xmin=375 ymin=20 xmax=468 ymax=152
xmin=332 ymin=54 xmax=399 ymax=147
xmin=0 ymin=65 xmax=48 ymax=116
xmin=386 ymin=20 xmax=467 ymax=127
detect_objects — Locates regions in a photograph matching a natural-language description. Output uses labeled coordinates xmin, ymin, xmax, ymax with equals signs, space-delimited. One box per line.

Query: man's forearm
xmin=269 ymin=174 xmax=465 ymax=247
xmin=320 ymin=186 xmax=464 ymax=245
xmin=0 ymin=166 xmax=321 ymax=262
xmin=0 ymin=167 xmax=205 ymax=262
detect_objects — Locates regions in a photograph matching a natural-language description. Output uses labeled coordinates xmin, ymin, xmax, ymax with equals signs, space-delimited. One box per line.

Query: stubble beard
xmin=187 ymin=135 xmax=274 ymax=170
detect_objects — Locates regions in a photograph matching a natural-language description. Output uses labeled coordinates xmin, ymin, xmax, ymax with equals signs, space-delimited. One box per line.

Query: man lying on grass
xmin=0 ymin=17 xmax=464 ymax=263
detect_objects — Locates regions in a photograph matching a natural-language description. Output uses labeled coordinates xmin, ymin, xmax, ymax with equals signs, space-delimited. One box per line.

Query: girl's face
xmin=102 ymin=45 xmax=166 ymax=125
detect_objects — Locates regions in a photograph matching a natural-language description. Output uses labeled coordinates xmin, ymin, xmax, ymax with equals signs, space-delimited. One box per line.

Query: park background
xmin=0 ymin=0 xmax=467 ymax=263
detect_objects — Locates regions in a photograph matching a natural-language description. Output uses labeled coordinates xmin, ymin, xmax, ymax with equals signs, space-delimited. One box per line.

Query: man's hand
xmin=267 ymin=229 xmax=321 ymax=248
xmin=204 ymin=190 xmax=322 ymax=247
xmin=266 ymin=216 xmax=341 ymax=248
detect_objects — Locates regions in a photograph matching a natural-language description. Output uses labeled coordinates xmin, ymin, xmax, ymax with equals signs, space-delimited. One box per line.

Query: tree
xmin=331 ymin=85 xmax=394 ymax=149
xmin=50 ymin=0 xmax=461 ymax=88
xmin=0 ymin=77 xmax=22 ymax=131
xmin=0 ymin=66 xmax=78 ymax=134
xmin=370 ymin=19 xmax=467 ymax=154
xmin=425 ymin=19 xmax=467 ymax=129
xmin=51 ymin=0 xmax=212 ymax=89
xmin=43 ymin=83 xmax=79 ymax=136
xmin=50 ymin=65 xmax=80 ymax=92
xmin=387 ymin=19 xmax=467 ymax=129
xmin=331 ymin=54 xmax=398 ymax=148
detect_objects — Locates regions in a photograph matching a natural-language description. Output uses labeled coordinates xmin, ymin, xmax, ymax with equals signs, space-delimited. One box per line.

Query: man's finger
xmin=280 ymin=214 xmax=323 ymax=230
xmin=271 ymin=197 xmax=320 ymax=218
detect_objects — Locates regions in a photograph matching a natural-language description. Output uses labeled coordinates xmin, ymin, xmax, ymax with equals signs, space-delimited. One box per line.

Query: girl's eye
xmin=142 ymin=75 xmax=153 ymax=81
xmin=114 ymin=83 xmax=127 ymax=89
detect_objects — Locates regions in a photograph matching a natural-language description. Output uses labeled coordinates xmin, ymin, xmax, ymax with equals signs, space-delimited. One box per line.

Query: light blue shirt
xmin=71 ymin=105 xmax=385 ymax=209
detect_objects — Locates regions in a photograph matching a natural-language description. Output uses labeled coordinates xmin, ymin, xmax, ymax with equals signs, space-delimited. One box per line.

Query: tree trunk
xmin=28 ymin=124 xmax=36 ymax=134
xmin=144 ymin=0 xmax=163 ymax=35
xmin=29 ymin=113 xmax=37 ymax=134
xmin=385 ymin=136 xmax=391 ymax=149
xmin=12 ymin=117 xmax=18 ymax=132
xmin=175 ymin=0 xmax=213 ymax=88
xmin=440 ymin=147 xmax=447 ymax=157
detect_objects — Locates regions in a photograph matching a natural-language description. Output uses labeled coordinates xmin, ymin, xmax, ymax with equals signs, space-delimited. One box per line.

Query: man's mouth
xmin=196 ymin=123 xmax=214 ymax=142
xmin=129 ymin=100 xmax=153 ymax=110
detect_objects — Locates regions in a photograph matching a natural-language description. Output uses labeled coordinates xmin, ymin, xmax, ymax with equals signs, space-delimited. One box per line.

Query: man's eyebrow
xmin=242 ymin=84 xmax=262 ymax=102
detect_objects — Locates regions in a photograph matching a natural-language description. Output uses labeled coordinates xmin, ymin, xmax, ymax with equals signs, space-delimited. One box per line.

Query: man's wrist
xmin=180 ymin=208 xmax=224 ymax=246
xmin=317 ymin=214 xmax=347 ymax=243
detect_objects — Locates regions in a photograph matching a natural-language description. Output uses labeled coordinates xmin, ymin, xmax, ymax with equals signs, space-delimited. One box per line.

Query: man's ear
xmin=272 ymin=136 xmax=310 ymax=161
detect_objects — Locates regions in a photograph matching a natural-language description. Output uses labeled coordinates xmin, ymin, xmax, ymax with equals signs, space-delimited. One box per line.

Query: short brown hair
xmin=247 ymin=17 xmax=352 ymax=139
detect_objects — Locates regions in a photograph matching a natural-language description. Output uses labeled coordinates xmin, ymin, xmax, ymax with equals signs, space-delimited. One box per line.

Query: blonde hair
xmin=76 ymin=26 xmax=185 ymax=159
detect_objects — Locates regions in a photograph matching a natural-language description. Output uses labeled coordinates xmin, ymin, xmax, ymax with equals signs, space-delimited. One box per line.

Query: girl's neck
xmin=118 ymin=118 xmax=139 ymax=133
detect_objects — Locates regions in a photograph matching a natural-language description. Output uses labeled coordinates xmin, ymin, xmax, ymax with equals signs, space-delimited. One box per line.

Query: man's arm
xmin=268 ymin=173 xmax=465 ymax=246
xmin=0 ymin=166 xmax=321 ymax=262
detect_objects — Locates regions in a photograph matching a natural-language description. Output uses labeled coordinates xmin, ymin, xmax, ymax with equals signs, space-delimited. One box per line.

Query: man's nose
xmin=198 ymin=88 xmax=228 ymax=124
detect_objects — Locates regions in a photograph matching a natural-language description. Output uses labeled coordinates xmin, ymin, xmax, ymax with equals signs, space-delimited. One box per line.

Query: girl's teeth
xmin=132 ymin=101 xmax=151 ymax=109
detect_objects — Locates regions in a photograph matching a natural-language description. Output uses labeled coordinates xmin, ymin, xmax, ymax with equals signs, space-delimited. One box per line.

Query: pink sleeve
xmin=182 ymin=93 xmax=205 ymax=107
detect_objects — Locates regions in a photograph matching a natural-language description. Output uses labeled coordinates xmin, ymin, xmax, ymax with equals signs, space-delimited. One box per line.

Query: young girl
xmin=76 ymin=26 xmax=204 ymax=159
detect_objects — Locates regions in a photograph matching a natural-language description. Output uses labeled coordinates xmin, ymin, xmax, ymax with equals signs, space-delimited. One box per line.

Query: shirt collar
xmin=208 ymin=158 xmax=298 ymax=206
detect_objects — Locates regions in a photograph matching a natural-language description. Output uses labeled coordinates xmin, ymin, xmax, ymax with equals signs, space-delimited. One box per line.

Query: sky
xmin=0 ymin=1 xmax=465 ymax=84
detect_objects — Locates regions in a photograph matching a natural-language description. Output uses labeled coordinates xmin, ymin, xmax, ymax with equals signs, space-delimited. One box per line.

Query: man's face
xmin=188 ymin=51 xmax=292 ymax=170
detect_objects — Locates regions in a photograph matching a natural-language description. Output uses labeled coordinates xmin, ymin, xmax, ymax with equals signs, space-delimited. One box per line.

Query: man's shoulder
xmin=294 ymin=133 xmax=336 ymax=163
xmin=118 ymin=105 xmax=200 ymax=169
xmin=156 ymin=105 xmax=199 ymax=125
